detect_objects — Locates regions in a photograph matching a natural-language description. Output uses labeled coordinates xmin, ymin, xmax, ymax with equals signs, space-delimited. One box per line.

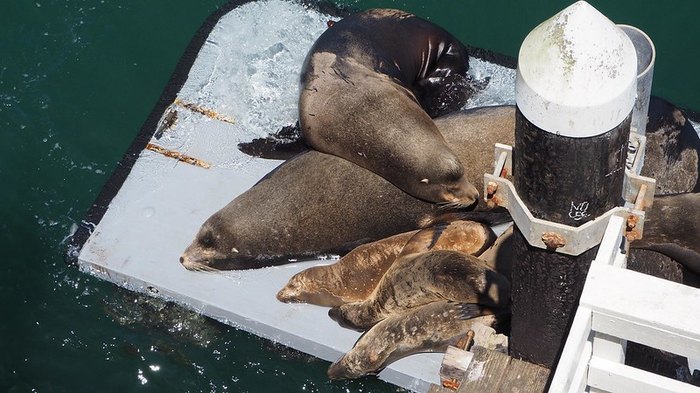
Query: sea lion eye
xmin=200 ymin=231 xmax=216 ymax=247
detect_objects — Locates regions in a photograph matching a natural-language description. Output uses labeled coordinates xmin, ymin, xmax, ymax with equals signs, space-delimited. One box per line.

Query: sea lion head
xmin=276 ymin=269 xmax=345 ymax=307
xmin=327 ymin=344 xmax=385 ymax=380
xmin=179 ymin=214 xmax=258 ymax=271
xmin=418 ymin=155 xmax=479 ymax=208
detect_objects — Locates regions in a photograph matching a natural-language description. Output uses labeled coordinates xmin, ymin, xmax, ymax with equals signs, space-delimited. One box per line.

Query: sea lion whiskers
xmin=437 ymin=200 xmax=474 ymax=210
xmin=179 ymin=259 xmax=218 ymax=273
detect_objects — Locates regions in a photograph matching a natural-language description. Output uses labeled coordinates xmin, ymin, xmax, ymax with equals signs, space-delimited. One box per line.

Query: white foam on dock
xmin=78 ymin=1 xmax=514 ymax=391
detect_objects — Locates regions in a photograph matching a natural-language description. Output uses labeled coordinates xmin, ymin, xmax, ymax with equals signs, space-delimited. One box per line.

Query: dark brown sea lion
xmin=642 ymin=96 xmax=700 ymax=194
xmin=328 ymin=249 xmax=511 ymax=331
xmin=276 ymin=220 xmax=495 ymax=306
xmin=180 ymin=105 xmax=516 ymax=270
xmin=299 ymin=9 xmax=480 ymax=206
xmin=630 ymin=192 xmax=700 ymax=275
xmin=627 ymin=96 xmax=700 ymax=283
xmin=327 ymin=301 xmax=505 ymax=380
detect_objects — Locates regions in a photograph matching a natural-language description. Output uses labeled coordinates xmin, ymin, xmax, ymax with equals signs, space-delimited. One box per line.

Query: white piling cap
xmin=515 ymin=1 xmax=638 ymax=138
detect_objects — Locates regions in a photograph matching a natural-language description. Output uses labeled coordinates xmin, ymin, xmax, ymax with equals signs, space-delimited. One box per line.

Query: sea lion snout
xmin=438 ymin=179 xmax=480 ymax=208
xmin=179 ymin=252 xmax=199 ymax=271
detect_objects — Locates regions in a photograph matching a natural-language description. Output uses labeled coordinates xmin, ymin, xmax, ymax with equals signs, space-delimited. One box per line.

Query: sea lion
xmin=397 ymin=218 xmax=496 ymax=257
xmin=478 ymin=225 xmax=514 ymax=281
xmin=328 ymin=249 xmax=511 ymax=331
xmin=327 ymin=301 xmax=504 ymax=380
xmin=641 ymin=96 xmax=700 ymax=194
xmin=276 ymin=220 xmax=496 ymax=306
xmin=276 ymin=230 xmax=418 ymax=306
xmin=630 ymin=192 xmax=700 ymax=275
xmin=299 ymin=9 xmax=481 ymax=206
xmin=180 ymin=105 xmax=516 ymax=270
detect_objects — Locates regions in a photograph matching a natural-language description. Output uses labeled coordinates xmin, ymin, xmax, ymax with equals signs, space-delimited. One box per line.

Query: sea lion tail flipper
xmin=237 ymin=121 xmax=309 ymax=160
xmin=453 ymin=303 xmax=512 ymax=333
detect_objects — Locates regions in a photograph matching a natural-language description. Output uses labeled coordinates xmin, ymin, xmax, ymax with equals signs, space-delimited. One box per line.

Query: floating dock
xmin=71 ymin=1 xmax=516 ymax=391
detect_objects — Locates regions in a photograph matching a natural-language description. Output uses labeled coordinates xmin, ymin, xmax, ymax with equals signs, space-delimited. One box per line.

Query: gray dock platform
xmin=75 ymin=1 xmax=516 ymax=391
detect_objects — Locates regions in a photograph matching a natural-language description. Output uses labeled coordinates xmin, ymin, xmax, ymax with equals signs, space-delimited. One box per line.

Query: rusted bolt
xmin=456 ymin=330 xmax=475 ymax=351
xmin=486 ymin=195 xmax=502 ymax=209
xmin=625 ymin=230 xmax=642 ymax=242
xmin=626 ymin=215 xmax=642 ymax=241
xmin=486 ymin=181 xmax=499 ymax=196
xmin=542 ymin=232 xmax=566 ymax=250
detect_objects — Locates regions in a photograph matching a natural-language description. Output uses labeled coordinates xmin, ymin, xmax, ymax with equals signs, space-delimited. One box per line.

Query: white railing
xmin=550 ymin=215 xmax=700 ymax=393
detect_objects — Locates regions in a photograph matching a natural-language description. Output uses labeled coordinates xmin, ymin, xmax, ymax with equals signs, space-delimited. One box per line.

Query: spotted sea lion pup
xmin=327 ymin=301 xmax=507 ymax=380
xmin=300 ymin=9 xmax=480 ymax=206
xmin=328 ymin=249 xmax=511 ymax=331
xmin=276 ymin=231 xmax=418 ymax=307
xmin=276 ymin=220 xmax=496 ymax=306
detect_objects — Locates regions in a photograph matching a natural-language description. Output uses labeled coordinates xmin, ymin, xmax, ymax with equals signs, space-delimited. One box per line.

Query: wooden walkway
xmin=429 ymin=346 xmax=550 ymax=393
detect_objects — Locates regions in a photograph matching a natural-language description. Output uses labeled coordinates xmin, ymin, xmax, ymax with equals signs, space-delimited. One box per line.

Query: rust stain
xmin=542 ymin=232 xmax=566 ymax=250
xmin=625 ymin=215 xmax=642 ymax=241
xmin=442 ymin=378 xmax=460 ymax=390
xmin=486 ymin=181 xmax=499 ymax=198
xmin=145 ymin=143 xmax=211 ymax=169
xmin=174 ymin=98 xmax=235 ymax=124
xmin=486 ymin=195 xmax=503 ymax=209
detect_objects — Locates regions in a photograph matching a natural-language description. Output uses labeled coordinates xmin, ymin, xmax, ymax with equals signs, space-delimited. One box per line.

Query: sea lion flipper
xmin=328 ymin=306 xmax=366 ymax=332
xmin=453 ymin=302 xmax=483 ymax=320
xmin=237 ymin=121 xmax=309 ymax=160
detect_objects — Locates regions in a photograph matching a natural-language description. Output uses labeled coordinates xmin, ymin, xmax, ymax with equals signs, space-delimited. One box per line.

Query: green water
xmin=1 ymin=0 xmax=698 ymax=392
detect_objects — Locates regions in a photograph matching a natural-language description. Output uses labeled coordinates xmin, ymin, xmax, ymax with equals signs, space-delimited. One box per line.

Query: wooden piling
xmin=508 ymin=1 xmax=638 ymax=367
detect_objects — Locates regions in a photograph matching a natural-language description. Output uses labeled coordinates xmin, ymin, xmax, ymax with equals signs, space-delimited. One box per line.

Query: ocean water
xmin=1 ymin=1 xmax=698 ymax=392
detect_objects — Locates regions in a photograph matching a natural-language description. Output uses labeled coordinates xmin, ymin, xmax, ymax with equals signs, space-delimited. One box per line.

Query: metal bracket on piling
xmin=484 ymin=143 xmax=656 ymax=256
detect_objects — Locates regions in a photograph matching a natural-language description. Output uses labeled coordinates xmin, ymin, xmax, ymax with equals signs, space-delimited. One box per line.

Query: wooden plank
xmin=457 ymin=346 xmax=549 ymax=393
xmin=589 ymin=356 xmax=700 ymax=393
xmin=569 ymin=341 xmax=593 ymax=393
xmin=592 ymin=215 xmax=625 ymax=266
xmin=440 ymin=346 xmax=474 ymax=380
xmin=428 ymin=384 xmax=453 ymax=393
xmin=457 ymin=346 xmax=510 ymax=391
xmin=549 ymin=306 xmax=592 ymax=392
xmin=592 ymin=332 xmax=625 ymax=363
xmin=582 ymin=264 xmax=700 ymax=360
xmin=499 ymin=355 xmax=550 ymax=392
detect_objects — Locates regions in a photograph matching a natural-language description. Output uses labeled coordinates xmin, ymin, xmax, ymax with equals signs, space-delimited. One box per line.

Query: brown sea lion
xmin=275 ymin=230 xmax=418 ymax=306
xmin=630 ymin=192 xmax=700 ymax=275
xmin=642 ymin=96 xmax=700 ymax=194
xmin=397 ymin=219 xmax=495 ymax=257
xmin=276 ymin=220 xmax=495 ymax=306
xmin=327 ymin=301 xmax=505 ymax=380
xmin=328 ymin=249 xmax=511 ymax=331
xmin=478 ymin=225 xmax=514 ymax=281
xmin=300 ymin=9 xmax=480 ymax=206
xmin=180 ymin=105 xmax=516 ymax=270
